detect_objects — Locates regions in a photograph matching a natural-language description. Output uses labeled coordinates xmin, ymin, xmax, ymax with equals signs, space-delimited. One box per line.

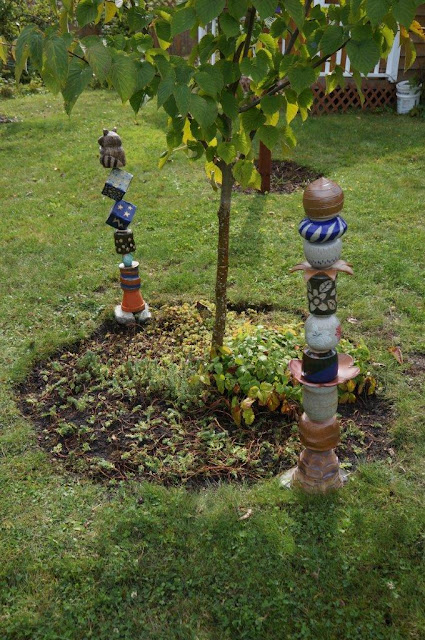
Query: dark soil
xmin=406 ymin=352 xmax=425 ymax=378
xmin=236 ymin=160 xmax=322 ymax=194
xmin=16 ymin=310 xmax=393 ymax=487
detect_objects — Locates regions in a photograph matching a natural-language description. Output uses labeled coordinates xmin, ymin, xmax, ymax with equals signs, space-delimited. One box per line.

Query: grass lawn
xmin=1 ymin=90 xmax=425 ymax=639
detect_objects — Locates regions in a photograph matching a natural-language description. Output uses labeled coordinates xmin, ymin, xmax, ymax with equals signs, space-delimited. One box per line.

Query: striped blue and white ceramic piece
xmin=298 ymin=215 xmax=347 ymax=243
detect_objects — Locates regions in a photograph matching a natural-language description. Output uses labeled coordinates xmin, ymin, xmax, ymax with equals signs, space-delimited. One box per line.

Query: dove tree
xmin=9 ymin=0 xmax=420 ymax=352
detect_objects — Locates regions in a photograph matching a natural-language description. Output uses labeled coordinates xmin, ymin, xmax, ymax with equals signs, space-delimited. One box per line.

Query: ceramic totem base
xmin=114 ymin=303 xmax=151 ymax=325
xmin=280 ymin=452 xmax=348 ymax=494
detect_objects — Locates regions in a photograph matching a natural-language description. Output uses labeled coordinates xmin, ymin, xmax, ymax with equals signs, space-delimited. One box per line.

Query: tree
xmin=8 ymin=0 xmax=420 ymax=352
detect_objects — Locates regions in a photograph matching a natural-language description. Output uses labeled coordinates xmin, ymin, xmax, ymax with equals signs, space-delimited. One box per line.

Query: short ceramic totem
xmin=283 ymin=177 xmax=360 ymax=493
xmin=98 ymin=129 xmax=151 ymax=324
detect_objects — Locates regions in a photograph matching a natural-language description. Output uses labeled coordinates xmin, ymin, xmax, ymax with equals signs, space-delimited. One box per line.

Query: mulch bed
xmin=236 ymin=160 xmax=322 ymax=194
xmin=16 ymin=310 xmax=393 ymax=487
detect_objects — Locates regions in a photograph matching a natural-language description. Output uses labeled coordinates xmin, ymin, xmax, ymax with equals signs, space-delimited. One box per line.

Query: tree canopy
xmin=4 ymin=0 xmax=422 ymax=348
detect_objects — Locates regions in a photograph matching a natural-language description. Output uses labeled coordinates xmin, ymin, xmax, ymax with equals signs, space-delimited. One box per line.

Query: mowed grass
xmin=1 ymin=90 xmax=425 ymax=639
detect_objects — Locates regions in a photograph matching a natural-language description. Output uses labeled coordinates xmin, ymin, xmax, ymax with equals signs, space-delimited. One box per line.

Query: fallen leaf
xmin=238 ymin=508 xmax=253 ymax=521
xmin=389 ymin=346 xmax=403 ymax=364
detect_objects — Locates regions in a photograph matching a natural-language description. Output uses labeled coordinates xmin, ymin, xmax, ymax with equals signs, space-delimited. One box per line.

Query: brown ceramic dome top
xmin=303 ymin=177 xmax=344 ymax=219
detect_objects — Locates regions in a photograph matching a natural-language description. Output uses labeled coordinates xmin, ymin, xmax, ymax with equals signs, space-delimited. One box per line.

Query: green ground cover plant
xmin=1 ymin=92 xmax=425 ymax=639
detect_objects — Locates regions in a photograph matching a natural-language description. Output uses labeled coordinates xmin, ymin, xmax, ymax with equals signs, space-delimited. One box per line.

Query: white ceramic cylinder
xmin=303 ymin=238 xmax=342 ymax=268
xmin=302 ymin=385 xmax=338 ymax=423
xmin=305 ymin=314 xmax=341 ymax=352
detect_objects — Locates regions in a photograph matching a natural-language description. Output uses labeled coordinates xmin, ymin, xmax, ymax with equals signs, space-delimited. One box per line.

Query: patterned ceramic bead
xmin=302 ymin=385 xmax=338 ymax=422
xmin=305 ymin=313 xmax=341 ymax=352
xmin=102 ymin=168 xmax=133 ymax=201
xmin=302 ymin=348 xmax=338 ymax=383
xmin=303 ymin=177 xmax=344 ymax=220
xmin=307 ymin=275 xmax=337 ymax=315
xmin=114 ymin=229 xmax=136 ymax=254
xmin=298 ymin=215 xmax=347 ymax=243
xmin=106 ymin=200 xmax=137 ymax=230
xmin=303 ymin=237 xmax=342 ymax=269
xmin=298 ymin=413 xmax=340 ymax=451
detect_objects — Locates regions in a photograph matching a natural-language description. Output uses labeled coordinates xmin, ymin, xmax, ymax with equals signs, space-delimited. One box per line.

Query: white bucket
xmin=396 ymin=81 xmax=422 ymax=114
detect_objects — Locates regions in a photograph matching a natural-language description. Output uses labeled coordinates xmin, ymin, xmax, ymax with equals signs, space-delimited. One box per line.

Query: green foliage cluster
xmin=198 ymin=323 xmax=377 ymax=425
xmin=7 ymin=0 xmax=421 ymax=188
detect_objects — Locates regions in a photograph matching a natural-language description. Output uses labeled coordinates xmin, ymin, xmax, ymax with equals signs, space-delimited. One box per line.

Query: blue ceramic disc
xmin=298 ymin=215 xmax=347 ymax=243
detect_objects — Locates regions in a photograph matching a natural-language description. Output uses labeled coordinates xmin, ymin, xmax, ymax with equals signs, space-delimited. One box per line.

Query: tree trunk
xmin=259 ymin=141 xmax=271 ymax=193
xmin=211 ymin=162 xmax=234 ymax=353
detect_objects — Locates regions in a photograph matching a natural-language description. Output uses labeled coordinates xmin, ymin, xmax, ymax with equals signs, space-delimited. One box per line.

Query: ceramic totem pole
xmin=98 ymin=128 xmax=151 ymax=324
xmin=283 ymin=177 xmax=359 ymax=493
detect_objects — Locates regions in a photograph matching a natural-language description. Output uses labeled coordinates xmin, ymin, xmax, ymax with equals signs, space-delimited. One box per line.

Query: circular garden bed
xmin=18 ymin=304 xmax=392 ymax=487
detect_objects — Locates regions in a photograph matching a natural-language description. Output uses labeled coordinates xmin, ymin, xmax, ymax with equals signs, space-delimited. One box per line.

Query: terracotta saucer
xmin=289 ymin=353 xmax=360 ymax=387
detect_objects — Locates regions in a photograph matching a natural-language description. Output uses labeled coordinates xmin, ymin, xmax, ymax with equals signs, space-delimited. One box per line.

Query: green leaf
xmin=194 ymin=65 xmax=224 ymax=97
xmin=240 ymin=50 xmax=269 ymax=84
xmin=135 ymin=61 xmax=156 ymax=90
xmin=216 ymin=60 xmax=240 ymax=85
xmin=392 ymin=0 xmax=417 ymax=28
xmin=233 ymin=129 xmax=251 ymax=155
xmin=228 ymin=0 xmax=249 ymax=19
xmin=346 ymin=38 xmax=380 ymax=75
xmin=43 ymin=34 xmax=69 ymax=90
xmin=62 ymin=57 xmax=93 ymax=115
xmin=366 ymin=0 xmax=390 ymax=26
xmin=217 ymin=142 xmax=236 ymax=164
xmin=0 ymin=41 xmax=7 ymax=65
xmin=352 ymin=68 xmax=365 ymax=105
xmin=253 ymin=0 xmax=277 ymax=20
xmin=258 ymin=32 xmax=278 ymax=53
xmin=174 ymin=83 xmax=191 ymax=115
xmin=240 ymin=106 xmax=266 ymax=131
xmin=130 ymin=90 xmax=148 ymax=115
xmin=76 ymin=0 xmax=101 ymax=27
xmin=320 ymin=25 xmax=345 ymax=56
xmin=28 ymin=30 xmax=43 ymax=71
xmin=287 ymin=64 xmax=317 ymax=94
xmin=195 ymin=0 xmax=225 ymax=26
xmin=83 ymin=37 xmax=111 ymax=83
xmin=157 ymin=73 xmax=175 ymax=107
xmin=221 ymin=90 xmax=238 ymax=119
xmin=127 ymin=7 xmax=151 ymax=32
xmin=257 ymin=124 xmax=279 ymax=151
xmin=285 ymin=0 xmax=305 ymax=29
xmin=171 ymin=7 xmax=197 ymax=36
xmin=260 ymin=94 xmax=284 ymax=115
xmin=15 ymin=25 xmax=35 ymax=82
xmin=242 ymin=407 xmax=255 ymax=425
xmin=110 ymin=52 xmax=138 ymax=102
xmin=219 ymin=13 xmax=240 ymax=37
xmin=198 ymin=34 xmax=216 ymax=64
xmin=281 ymin=124 xmax=297 ymax=151
xmin=233 ymin=159 xmax=255 ymax=187
xmin=156 ymin=20 xmax=171 ymax=46
xmin=270 ymin=16 xmax=288 ymax=38
xmin=189 ymin=93 xmax=218 ymax=128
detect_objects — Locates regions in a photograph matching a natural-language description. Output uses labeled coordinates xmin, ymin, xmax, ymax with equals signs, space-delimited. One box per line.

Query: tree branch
xmin=239 ymin=39 xmax=350 ymax=112
xmin=284 ymin=0 xmax=314 ymax=57
xmin=230 ymin=6 xmax=256 ymax=94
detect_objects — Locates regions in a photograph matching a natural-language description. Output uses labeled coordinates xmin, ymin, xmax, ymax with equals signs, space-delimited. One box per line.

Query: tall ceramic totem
xmin=98 ymin=128 xmax=151 ymax=325
xmin=284 ymin=177 xmax=359 ymax=493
